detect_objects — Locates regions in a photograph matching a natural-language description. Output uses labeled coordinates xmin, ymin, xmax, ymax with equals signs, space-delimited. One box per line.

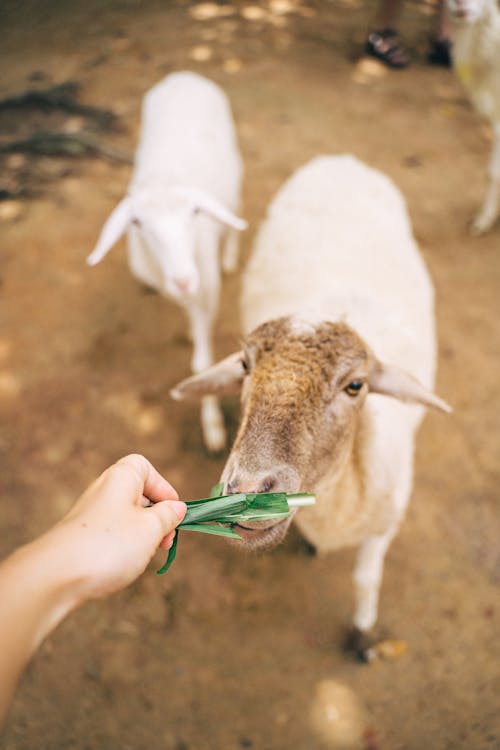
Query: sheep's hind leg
xmin=345 ymin=526 xmax=398 ymax=662
xmin=471 ymin=124 xmax=500 ymax=235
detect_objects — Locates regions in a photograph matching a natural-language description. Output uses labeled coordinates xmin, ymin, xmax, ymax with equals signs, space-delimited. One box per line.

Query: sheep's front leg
xmin=472 ymin=124 xmax=500 ymax=235
xmin=221 ymin=227 xmax=240 ymax=274
xmin=200 ymin=394 xmax=226 ymax=453
xmin=186 ymin=301 xmax=226 ymax=453
xmin=346 ymin=526 xmax=398 ymax=661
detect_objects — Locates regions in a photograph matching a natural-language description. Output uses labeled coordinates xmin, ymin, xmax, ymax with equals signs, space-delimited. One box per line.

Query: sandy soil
xmin=1 ymin=1 xmax=499 ymax=748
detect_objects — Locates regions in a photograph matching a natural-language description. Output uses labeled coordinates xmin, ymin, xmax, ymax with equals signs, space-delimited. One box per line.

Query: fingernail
xmin=170 ymin=500 xmax=187 ymax=520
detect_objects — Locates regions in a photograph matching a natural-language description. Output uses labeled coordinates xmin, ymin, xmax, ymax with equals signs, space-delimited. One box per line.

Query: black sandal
xmin=427 ymin=38 xmax=452 ymax=67
xmin=365 ymin=28 xmax=410 ymax=69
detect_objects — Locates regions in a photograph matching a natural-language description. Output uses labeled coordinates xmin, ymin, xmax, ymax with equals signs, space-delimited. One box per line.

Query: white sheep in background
xmin=87 ymin=71 xmax=247 ymax=452
xmin=171 ymin=155 xmax=450 ymax=658
xmin=446 ymin=0 xmax=500 ymax=234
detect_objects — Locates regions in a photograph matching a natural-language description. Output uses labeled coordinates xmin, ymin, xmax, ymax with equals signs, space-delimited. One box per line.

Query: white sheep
xmin=87 ymin=71 xmax=247 ymax=452
xmin=446 ymin=0 xmax=500 ymax=233
xmin=170 ymin=155 xmax=450 ymax=657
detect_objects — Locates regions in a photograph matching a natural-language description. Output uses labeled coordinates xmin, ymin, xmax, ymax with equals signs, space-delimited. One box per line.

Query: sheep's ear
xmin=197 ymin=195 xmax=248 ymax=231
xmin=170 ymin=352 xmax=245 ymax=401
xmin=368 ymin=362 xmax=452 ymax=413
xmin=87 ymin=196 xmax=132 ymax=266
xmin=176 ymin=186 xmax=247 ymax=231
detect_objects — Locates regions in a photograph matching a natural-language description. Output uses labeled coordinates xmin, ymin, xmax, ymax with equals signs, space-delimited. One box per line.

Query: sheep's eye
xmin=241 ymin=357 xmax=250 ymax=373
xmin=345 ymin=381 xmax=363 ymax=397
xmin=131 ymin=217 xmax=141 ymax=227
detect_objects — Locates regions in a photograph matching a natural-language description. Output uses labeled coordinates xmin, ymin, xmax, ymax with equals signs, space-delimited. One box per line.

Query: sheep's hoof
xmin=343 ymin=626 xmax=374 ymax=663
xmin=343 ymin=626 xmax=408 ymax=663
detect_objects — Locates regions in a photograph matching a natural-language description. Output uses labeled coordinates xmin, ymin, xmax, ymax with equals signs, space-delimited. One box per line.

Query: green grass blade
xmin=186 ymin=493 xmax=290 ymax=528
xmin=180 ymin=523 xmax=242 ymax=538
xmin=210 ymin=482 xmax=224 ymax=498
xmin=286 ymin=493 xmax=316 ymax=508
xmin=244 ymin=492 xmax=289 ymax=515
xmin=183 ymin=493 xmax=248 ymax=524
xmin=156 ymin=531 xmax=178 ymax=575
xmin=156 ymin=489 xmax=315 ymax=574
xmin=216 ymin=511 xmax=290 ymax=523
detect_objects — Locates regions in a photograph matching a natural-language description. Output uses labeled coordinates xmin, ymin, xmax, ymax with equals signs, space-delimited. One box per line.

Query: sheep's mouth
xmin=231 ymin=514 xmax=295 ymax=549
xmin=232 ymin=518 xmax=285 ymax=534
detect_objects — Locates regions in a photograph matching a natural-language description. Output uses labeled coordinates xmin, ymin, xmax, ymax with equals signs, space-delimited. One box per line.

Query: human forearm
xmin=0 ymin=531 xmax=81 ymax=726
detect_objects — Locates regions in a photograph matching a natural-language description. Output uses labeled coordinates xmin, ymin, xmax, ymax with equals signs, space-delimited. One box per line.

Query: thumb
xmin=150 ymin=499 xmax=186 ymax=537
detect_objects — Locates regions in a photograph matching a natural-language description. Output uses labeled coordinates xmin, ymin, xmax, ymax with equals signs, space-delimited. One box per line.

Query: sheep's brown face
xmin=220 ymin=317 xmax=373 ymax=550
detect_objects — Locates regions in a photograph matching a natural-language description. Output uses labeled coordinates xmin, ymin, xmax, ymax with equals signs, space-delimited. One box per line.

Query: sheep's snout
xmin=224 ymin=463 xmax=301 ymax=497
xmin=227 ymin=472 xmax=278 ymax=495
xmin=221 ymin=465 xmax=300 ymax=551
xmin=172 ymin=274 xmax=199 ymax=297
xmin=229 ymin=509 xmax=297 ymax=550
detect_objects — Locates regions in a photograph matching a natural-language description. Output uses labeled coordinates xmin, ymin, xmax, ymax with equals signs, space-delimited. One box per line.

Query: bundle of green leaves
xmin=157 ymin=483 xmax=315 ymax=573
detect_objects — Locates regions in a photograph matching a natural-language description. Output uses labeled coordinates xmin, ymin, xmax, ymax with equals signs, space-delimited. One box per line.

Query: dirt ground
xmin=1 ymin=1 xmax=499 ymax=748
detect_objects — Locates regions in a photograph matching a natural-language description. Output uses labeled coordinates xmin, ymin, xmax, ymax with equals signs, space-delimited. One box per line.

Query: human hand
xmin=0 ymin=455 xmax=186 ymax=726
xmin=45 ymin=454 xmax=186 ymax=606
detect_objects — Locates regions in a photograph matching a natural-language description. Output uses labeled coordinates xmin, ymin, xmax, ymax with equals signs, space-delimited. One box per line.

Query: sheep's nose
xmin=227 ymin=475 xmax=276 ymax=495
xmin=173 ymin=276 xmax=195 ymax=296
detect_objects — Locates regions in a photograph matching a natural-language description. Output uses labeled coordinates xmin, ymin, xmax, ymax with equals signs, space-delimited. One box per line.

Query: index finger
xmin=113 ymin=454 xmax=179 ymax=503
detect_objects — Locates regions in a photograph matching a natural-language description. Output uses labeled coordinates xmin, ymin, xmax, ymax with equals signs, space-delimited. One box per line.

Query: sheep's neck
xmin=295 ymin=435 xmax=382 ymax=553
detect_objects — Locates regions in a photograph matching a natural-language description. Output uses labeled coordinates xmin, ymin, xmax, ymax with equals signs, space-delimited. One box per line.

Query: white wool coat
xmin=241 ymin=155 xmax=437 ymax=550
